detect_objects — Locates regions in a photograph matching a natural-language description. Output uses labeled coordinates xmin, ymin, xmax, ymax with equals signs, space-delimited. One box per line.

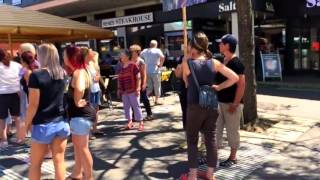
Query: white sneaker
xmin=0 ymin=141 xmax=9 ymax=149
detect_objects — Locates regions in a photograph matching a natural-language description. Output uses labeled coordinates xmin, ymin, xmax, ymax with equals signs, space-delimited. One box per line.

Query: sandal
xmin=93 ymin=130 xmax=104 ymax=136
xmin=197 ymin=171 xmax=216 ymax=180
xmin=219 ymin=159 xmax=237 ymax=168
xmin=125 ymin=122 xmax=133 ymax=130
xmin=138 ymin=123 xmax=144 ymax=131
xmin=143 ymin=115 xmax=154 ymax=121
xmin=65 ymin=175 xmax=81 ymax=180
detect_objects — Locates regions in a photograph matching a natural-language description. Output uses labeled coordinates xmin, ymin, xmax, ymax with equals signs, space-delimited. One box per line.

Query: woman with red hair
xmin=64 ymin=45 xmax=95 ymax=180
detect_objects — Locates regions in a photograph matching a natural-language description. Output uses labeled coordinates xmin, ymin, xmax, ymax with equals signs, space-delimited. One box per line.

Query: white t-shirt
xmin=141 ymin=48 xmax=164 ymax=74
xmin=0 ymin=61 xmax=22 ymax=94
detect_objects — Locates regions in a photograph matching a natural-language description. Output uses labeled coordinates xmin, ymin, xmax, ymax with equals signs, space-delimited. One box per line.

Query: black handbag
xmin=188 ymin=60 xmax=218 ymax=109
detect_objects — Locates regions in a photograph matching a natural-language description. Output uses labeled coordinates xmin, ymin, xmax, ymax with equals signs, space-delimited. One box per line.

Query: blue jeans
xmin=90 ymin=91 xmax=101 ymax=108
xmin=31 ymin=117 xmax=70 ymax=144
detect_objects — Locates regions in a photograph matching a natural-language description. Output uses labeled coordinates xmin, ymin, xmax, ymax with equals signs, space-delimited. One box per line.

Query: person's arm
xmin=175 ymin=64 xmax=183 ymax=78
xmin=141 ymin=63 xmax=147 ymax=90
xmin=72 ymin=70 xmax=87 ymax=107
xmin=233 ymin=75 xmax=245 ymax=106
xmin=159 ymin=50 xmax=165 ymax=67
xmin=24 ymin=70 xmax=32 ymax=85
xmin=25 ymin=88 xmax=39 ymax=131
xmin=212 ymin=59 xmax=239 ymax=91
xmin=182 ymin=56 xmax=190 ymax=87
xmin=135 ymin=73 xmax=141 ymax=97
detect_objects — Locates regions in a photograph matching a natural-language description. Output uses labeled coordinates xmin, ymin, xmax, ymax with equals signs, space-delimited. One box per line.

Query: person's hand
xmin=94 ymin=75 xmax=100 ymax=82
xmin=78 ymin=99 xmax=87 ymax=108
xmin=228 ymin=103 xmax=238 ymax=113
xmin=142 ymin=84 xmax=147 ymax=90
xmin=136 ymin=89 xmax=141 ymax=96
xmin=212 ymin=85 xmax=221 ymax=91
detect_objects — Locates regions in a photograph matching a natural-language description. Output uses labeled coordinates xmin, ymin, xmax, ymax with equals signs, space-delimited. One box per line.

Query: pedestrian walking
xmin=180 ymin=32 xmax=239 ymax=180
xmin=64 ymin=45 xmax=96 ymax=180
xmin=0 ymin=48 xmax=22 ymax=149
xmin=140 ymin=40 xmax=165 ymax=105
xmin=83 ymin=48 xmax=104 ymax=138
xmin=24 ymin=44 xmax=70 ymax=180
xmin=216 ymin=34 xmax=246 ymax=168
xmin=130 ymin=44 xmax=153 ymax=120
xmin=117 ymin=50 xmax=144 ymax=131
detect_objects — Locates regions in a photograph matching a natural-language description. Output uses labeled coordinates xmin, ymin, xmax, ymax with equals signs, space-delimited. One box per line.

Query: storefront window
xmin=293 ymin=29 xmax=312 ymax=70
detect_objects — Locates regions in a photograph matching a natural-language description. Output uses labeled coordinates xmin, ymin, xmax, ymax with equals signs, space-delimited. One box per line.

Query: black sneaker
xmin=219 ymin=159 xmax=237 ymax=168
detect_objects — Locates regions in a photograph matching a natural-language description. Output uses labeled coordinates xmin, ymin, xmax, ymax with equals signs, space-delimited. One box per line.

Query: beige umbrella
xmin=0 ymin=4 xmax=113 ymax=54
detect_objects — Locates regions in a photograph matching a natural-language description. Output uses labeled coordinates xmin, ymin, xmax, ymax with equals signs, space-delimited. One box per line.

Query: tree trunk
xmin=236 ymin=0 xmax=258 ymax=125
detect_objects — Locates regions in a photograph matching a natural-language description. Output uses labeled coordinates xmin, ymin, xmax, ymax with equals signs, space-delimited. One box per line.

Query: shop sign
xmin=306 ymin=0 xmax=320 ymax=8
xmin=162 ymin=0 xmax=208 ymax=11
xmin=102 ymin=13 xmax=153 ymax=28
xmin=260 ymin=52 xmax=283 ymax=81
xmin=219 ymin=0 xmax=236 ymax=13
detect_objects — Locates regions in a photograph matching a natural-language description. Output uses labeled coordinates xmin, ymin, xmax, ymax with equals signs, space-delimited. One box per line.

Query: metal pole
xmin=8 ymin=34 xmax=13 ymax=58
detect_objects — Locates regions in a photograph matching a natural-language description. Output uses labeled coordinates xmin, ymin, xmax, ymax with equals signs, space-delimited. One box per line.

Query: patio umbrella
xmin=0 ymin=4 xmax=113 ymax=54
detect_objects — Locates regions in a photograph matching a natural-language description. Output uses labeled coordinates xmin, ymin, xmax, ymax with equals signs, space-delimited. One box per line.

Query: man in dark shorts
xmin=0 ymin=49 xmax=22 ymax=149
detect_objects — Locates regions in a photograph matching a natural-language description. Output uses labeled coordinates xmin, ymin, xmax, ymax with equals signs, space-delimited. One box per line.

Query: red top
xmin=118 ymin=63 xmax=140 ymax=94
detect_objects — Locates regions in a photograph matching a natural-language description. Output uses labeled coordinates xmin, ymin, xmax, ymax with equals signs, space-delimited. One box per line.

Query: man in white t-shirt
xmin=0 ymin=49 xmax=22 ymax=149
xmin=140 ymin=40 xmax=165 ymax=105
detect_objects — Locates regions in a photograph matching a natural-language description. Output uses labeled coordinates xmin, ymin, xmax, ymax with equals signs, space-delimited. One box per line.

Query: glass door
xmin=292 ymin=28 xmax=311 ymax=70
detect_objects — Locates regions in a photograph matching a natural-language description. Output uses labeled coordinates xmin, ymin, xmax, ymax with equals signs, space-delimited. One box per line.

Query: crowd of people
xmin=0 ymin=31 xmax=245 ymax=180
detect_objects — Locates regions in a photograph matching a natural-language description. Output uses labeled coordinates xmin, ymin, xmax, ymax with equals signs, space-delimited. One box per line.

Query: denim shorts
xmin=31 ymin=117 xmax=70 ymax=144
xmin=70 ymin=117 xmax=93 ymax=136
xmin=90 ymin=91 xmax=101 ymax=108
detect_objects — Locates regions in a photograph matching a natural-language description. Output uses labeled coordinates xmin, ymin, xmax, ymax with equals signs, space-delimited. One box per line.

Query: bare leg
xmin=29 ymin=141 xmax=48 ymax=180
xmin=72 ymin=134 xmax=93 ymax=180
xmin=0 ymin=119 xmax=7 ymax=142
xmin=70 ymin=135 xmax=83 ymax=179
xmin=51 ymin=137 xmax=68 ymax=180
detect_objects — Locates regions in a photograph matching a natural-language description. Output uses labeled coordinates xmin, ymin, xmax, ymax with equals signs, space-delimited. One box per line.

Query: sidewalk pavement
xmin=0 ymin=93 xmax=319 ymax=180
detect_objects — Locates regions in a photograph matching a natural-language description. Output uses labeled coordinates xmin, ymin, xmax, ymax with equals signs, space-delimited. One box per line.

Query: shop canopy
xmin=0 ymin=4 xmax=113 ymax=43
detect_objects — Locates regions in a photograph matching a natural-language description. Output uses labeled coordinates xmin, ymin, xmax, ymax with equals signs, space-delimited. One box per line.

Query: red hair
xmin=65 ymin=45 xmax=86 ymax=70
xmin=21 ymin=51 xmax=39 ymax=70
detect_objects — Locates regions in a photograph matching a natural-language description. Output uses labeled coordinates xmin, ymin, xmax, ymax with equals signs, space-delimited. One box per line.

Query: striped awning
xmin=0 ymin=4 xmax=113 ymax=43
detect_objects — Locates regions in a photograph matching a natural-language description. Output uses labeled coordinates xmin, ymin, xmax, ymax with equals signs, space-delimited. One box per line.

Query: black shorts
xmin=0 ymin=93 xmax=20 ymax=119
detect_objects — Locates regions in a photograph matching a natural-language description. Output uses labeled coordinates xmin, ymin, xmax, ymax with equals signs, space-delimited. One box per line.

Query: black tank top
xmin=67 ymin=74 xmax=96 ymax=121
xmin=187 ymin=59 xmax=216 ymax=105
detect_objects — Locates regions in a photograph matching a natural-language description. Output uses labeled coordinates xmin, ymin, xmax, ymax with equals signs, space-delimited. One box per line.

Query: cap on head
xmin=216 ymin=34 xmax=238 ymax=53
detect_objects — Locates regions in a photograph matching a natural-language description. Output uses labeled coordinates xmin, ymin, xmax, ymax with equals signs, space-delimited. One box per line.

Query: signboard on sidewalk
xmin=102 ymin=13 xmax=153 ymax=28
xmin=162 ymin=0 xmax=207 ymax=11
xmin=260 ymin=52 xmax=283 ymax=81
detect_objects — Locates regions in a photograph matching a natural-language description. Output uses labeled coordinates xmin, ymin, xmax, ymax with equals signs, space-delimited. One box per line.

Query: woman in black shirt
xmin=24 ymin=44 xmax=70 ymax=180
xmin=64 ymin=45 xmax=96 ymax=180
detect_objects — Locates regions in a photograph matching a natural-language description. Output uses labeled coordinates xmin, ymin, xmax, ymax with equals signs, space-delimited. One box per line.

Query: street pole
xmin=182 ymin=6 xmax=188 ymax=57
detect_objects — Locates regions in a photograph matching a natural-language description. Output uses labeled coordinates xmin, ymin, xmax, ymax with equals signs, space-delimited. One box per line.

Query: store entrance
xmin=292 ymin=28 xmax=320 ymax=71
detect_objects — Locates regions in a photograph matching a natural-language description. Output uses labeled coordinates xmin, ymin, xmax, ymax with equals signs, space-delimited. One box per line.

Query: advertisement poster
xmin=260 ymin=52 xmax=283 ymax=81
xmin=163 ymin=0 xmax=207 ymax=11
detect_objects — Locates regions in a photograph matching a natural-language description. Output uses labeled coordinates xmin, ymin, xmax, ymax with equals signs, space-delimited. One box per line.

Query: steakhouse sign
xmin=102 ymin=13 xmax=153 ymax=28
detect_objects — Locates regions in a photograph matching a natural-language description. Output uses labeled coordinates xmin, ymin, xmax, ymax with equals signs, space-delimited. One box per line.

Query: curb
xmin=257 ymin=82 xmax=320 ymax=92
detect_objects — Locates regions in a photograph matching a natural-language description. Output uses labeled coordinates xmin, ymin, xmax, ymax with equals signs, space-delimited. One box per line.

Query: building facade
xmin=6 ymin=0 xmax=320 ymax=76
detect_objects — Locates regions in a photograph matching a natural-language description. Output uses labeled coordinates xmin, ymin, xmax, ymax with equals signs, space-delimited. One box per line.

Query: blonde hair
xmin=91 ymin=50 xmax=100 ymax=73
xmin=150 ymin=40 xmax=158 ymax=48
xmin=37 ymin=43 xmax=65 ymax=80
xmin=20 ymin=43 xmax=36 ymax=56
xmin=130 ymin=44 xmax=142 ymax=52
